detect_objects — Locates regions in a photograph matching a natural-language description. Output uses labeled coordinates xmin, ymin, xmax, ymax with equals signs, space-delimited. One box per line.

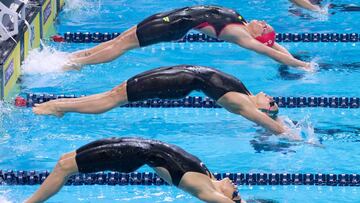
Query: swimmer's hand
xmin=279 ymin=130 xmax=303 ymax=141
xmin=278 ymin=118 xmax=325 ymax=147
xmin=33 ymin=102 xmax=64 ymax=117
xmin=312 ymin=5 xmax=328 ymax=14
xmin=304 ymin=2 xmax=328 ymax=14
xmin=279 ymin=130 xmax=324 ymax=147
xmin=318 ymin=8 xmax=328 ymax=15
xmin=315 ymin=3 xmax=331 ymax=15
xmin=301 ymin=62 xmax=319 ymax=72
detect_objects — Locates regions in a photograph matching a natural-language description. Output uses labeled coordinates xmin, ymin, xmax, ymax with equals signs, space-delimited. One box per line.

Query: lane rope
xmin=1 ymin=170 xmax=359 ymax=186
xmin=51 ymin=32 xmax=360 ymax=43
xmin=15 ymin=94 xmax=360 ymax=109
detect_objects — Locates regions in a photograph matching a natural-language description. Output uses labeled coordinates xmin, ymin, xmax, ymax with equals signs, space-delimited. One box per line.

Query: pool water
xmin=1 ymin=0 xmax=360 ymax=202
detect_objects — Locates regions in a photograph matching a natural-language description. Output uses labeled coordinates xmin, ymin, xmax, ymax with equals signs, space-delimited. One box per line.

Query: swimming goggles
xmin=259 ymin=101 xmax=279 ymax=119
xmin=232 ymin=190 xmax=241 ymax=203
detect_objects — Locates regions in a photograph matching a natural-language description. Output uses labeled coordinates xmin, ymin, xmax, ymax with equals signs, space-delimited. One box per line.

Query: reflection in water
xmin=250 ymin=137 xmax=297 ymax=154
xmin=314 ymin=123 xmax=360 ymax=142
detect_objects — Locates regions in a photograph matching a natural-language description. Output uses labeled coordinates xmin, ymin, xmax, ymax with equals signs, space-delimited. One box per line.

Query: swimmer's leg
xmin=25 ymin=151 xmax=78 ymax=203
xmin=71 ymin=7 xmax=185 ymax=60
xmin=152 ymin=167 xmax=173 ymax=185
xmin=65 ymin=26 xmax=140 ymax=70
xmin=71 ymin=26 xmax=138 ymax=58
xmin=33 ymin=82 xmax=128 ymax=116
xmin=60 ymin=151 xmax=76 ymax=159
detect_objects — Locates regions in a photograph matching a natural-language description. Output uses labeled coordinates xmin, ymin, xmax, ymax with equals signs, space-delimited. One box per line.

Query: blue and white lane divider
xmin=15 ymin=94 xmax=360 ymax=108
xmin=51 ymin=32 xmax=360 ymax=43
xmin=1 ymin=170 xmax=359 ymax=186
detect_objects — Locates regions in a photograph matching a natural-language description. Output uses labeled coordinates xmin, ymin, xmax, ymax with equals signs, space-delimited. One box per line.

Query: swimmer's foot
xmin=62 ymin=60 xmax=83 ymax=71
xmin=33 ymin=103 xmax=64 ymax=117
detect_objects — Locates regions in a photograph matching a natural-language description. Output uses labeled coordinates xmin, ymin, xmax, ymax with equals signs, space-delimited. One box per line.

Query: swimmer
xmin=64 ymin=5 xmax=313 ymax=71
xmin=25 ymin=137 xmax=244 ymax=203
xmin=33 ymin=65 xmax=300 ymax=139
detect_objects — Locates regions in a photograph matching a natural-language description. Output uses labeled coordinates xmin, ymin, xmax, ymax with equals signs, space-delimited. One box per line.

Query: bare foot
xmin=33 ymin=103 xmax=64 ymax=117
xmin=62 ymin=60 xmax=83 ymax=71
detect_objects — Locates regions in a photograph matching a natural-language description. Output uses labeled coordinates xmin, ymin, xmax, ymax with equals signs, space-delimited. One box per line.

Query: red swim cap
xmin=255 ymin=31 xmax=276 ymax=47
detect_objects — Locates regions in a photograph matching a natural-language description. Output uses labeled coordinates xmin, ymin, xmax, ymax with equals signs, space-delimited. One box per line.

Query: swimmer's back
xmin=75 ymin=137 xmax=210 ymax=186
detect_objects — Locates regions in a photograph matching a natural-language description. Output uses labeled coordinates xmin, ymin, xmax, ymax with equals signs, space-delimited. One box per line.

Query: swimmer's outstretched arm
xmin=217 ymin=93 xmax=285 ymax=135
xmin=237 ymin=104 xmax=285 ymax=135
xmin=236 ymin=37 xmax=312 ymax=71
xmin=197 ymin=190 xmax=239 ymax=203
xmin=217 ymin=92 xmax=301 ymax=140
xmin=241 ymin=108 xmax=302 ymax=141
xmin=290 ymin=0 xmax=322 ymax=12
xmin=271 ymin=43 xmax=292 ymax=56
xmin=179 ymin=174 xmax=239 ymax=203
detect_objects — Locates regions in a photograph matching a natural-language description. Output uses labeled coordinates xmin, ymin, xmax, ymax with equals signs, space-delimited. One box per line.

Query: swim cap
xmin=255 ymin=31 xmax=276 ymax=47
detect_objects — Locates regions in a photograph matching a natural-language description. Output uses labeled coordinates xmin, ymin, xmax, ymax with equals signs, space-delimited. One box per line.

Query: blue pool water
xmin=1 ymin=0 xmax=360 ymax=202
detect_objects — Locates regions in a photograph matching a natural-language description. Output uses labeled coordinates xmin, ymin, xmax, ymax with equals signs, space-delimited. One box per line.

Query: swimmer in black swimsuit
xmin=64 ymin=5 xmax=313 ymax=72
xmin=33 ymin=65 xmax=300 ymax=139
xmin=25 ymin=137 xmax=243 ymax=203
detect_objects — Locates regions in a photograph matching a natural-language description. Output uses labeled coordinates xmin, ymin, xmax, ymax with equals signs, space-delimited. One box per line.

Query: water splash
xmin=280 ymin=115 xmax=322 ymax=146
xmin=21 ymin=45 xmax=69 ymax=74
xmin=0 ymin=101 xmax=13 ymax=145
xmin=315 ymin=4 xmax=329 ymax=21
xmin=290 ymin=56 xmax=321 ymax=83
xmin=309 ymin=57 xmax=320 ymax=72
xmin=63 ymin=0 xmax=102 ymax=13
xmin=305 ymin=2 xmax=329 ymax=21
xmin=0 ymin=194 xmax=12 ymax=203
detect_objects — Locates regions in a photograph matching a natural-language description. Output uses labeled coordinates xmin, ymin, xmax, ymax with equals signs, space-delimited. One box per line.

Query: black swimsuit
xmin=126 ymin=65 xmax=251 ymax=102
xmin=136 ymin=5 xmax=246 ymax=46
xmin=75 ymin=137 xmax=212 ymax=186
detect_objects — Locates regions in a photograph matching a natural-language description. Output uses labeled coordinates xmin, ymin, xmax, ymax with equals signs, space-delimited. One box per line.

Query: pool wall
xmin=0 ymin=0 xmax=65 ymax=100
